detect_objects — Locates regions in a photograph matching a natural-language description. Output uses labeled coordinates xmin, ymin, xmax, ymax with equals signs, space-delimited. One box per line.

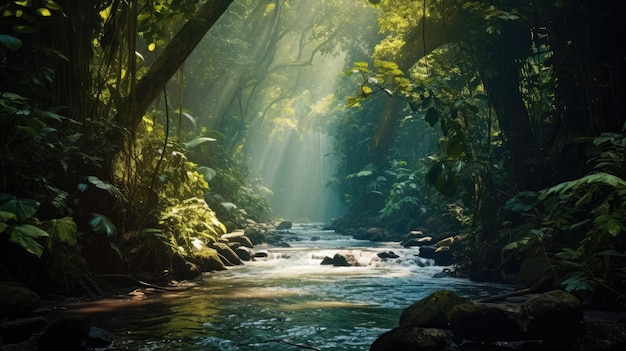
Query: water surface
xmin=75 ymin=224 xmax=512 ymax=350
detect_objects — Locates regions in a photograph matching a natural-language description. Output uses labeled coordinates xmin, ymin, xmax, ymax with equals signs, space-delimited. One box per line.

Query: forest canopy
xmin=1 ymin=0 xmax=625 ymax=305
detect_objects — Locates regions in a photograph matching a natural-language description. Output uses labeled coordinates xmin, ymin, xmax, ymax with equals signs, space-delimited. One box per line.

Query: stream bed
xmin=66 ymin=223 xmax=513 ymax=350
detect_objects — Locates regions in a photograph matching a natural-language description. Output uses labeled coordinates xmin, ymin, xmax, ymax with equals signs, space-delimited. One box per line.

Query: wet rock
xmin=86 ymin=326 xmax=113 ymax=347
xmin=210 ymin=242 xmax=243 ymax=266
xmin=400 ymin=230 xmax=424 ymax=247
xmin=193 ymin=247 xmax=227 ymax=272
xmin=320 ymin=253 xmax=360 ymax=266
xmin=400 ymin=289 xmax=470 ymax=329
xmin=222 ymin=231 xmax=254 ymax=248
xmin=170 ymin=254 xmax=201 ymax=280
xmin=274 ymin=220 xmax=292 ymax=230
xmin=418 ymin=246 xmax=453 ymax=266
xmin=370 ymin=326 xmax=453 ymax=351
xmin=402 ymin=236 xmax=433 ymax=247
xmin=377 ymin=251 xmax=399 ymax=259
xmin=235 ymin=246 xmax=253 ymax=261
xmin=253 ymin=250 xmax=269 ymax=259
xmin=448 ymin=302 xmax=525 ymax=341
xmin=521 ymin=289 xmax=584 ymax=341
xmin=383 ymin=289 xmax=594 ymax=350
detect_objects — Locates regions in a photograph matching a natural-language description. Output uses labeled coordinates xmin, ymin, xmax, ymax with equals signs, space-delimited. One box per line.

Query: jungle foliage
xmin=1 ymin=0 xmax=624 ymax=308
xmin=332 ymin=0 xmax=625 ymax=305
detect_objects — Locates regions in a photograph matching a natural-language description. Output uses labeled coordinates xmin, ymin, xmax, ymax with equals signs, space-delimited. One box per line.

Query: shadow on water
xmin=55 ymin=224 xmax=512 ymax=351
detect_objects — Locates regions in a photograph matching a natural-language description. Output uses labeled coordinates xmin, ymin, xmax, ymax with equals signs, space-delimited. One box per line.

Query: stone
xmin=210 ymin=242 xmax=243 ymax=266
xmin=400 ymin=230 xmax=424 ymax=246
xmin=521 ymin=289 xmax=583 ymax=341
xmin=377 ymin=251 xmax=399 ymax=259
xmin=402 ymin=236 xmax=433 ymax=247
xmin=222 ymin=231 xmax=254 ymax=248
xmin=235 ymin=246 xmax=252 ymax=261
xmin=193 ymin=247 xmax=227 ymax=272
xmin=448 ymin=302 xmax=525 ymax=341
xmin=0 ymin=282 xmax=40 ymax=318
xmin=400 ymin=289 xmax=470 ymax=329
xmin=274 ymin=220 xmax=292 ymax=230
xmin=86 ymin=326 xmax=113 ymax=347
xmin=370 ymin=326 xmax=452 ymax=351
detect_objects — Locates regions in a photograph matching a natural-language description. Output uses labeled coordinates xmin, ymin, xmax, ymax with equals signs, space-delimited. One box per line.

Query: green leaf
xmin=606 ymin=218 xmax=624 ymax=237
xmin=356 ymin=170 xmax=373 ymax=177
xmin=36 ymin=7 xmax=51 ymax=16
xmin=12 ymin=24 xmax=35 ymax=33
xmin=0 ymin=210 xmax=17 ymax=224
xmin=43 ymin=0 xmax=62 ymax=10
xmin=10 ymin=224 xmax=49 ymax=257
xmin=0 ymin=34 xmax=22 ymax=51
xmin=0 ymin=194 xmax=39 ymax=222
xmin=197 ymin=166 xmax=217 ymax=181
xmin=184 ymin=137 xmax=217 ymax=149
xmin=40 ymin=217 xmax=78 ymax=246
xmin=424 ymin=107 xmax=439 ymax=127
xmin=89 ymin=213 xmax=117 ymax=237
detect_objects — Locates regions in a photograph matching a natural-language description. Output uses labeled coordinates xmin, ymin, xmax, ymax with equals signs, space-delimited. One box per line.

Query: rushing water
xmin=73 ymin=224 xmax=512 ymax=351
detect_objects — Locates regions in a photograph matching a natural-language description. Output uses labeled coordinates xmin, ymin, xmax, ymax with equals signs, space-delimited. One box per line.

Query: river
xmin=68 ymin=223 xmax=512 ymax=350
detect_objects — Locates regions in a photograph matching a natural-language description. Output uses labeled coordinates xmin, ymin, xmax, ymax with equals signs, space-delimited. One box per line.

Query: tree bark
xmin=118 ymin=0 xmax=233 ymax=131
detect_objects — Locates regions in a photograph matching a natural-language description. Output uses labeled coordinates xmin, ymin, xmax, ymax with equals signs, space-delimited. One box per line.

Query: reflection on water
xmin=71 ymin=224 xmax=512 ymax=351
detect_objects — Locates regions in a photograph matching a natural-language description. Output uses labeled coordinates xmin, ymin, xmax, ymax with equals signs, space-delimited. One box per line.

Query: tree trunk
xmin=118 ymin=0 xmax=233 ymax=131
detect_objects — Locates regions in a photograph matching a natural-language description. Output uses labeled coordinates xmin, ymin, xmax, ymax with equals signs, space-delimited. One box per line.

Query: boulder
xmin=86 ymin=326 xmax=113 ymax=347
xmin=0 ymin=282 xmax=40 ymax=318
xmin=274 ymin=220 xmax=292 ymax=230
xmin=235 ymin=246 xmax=253 ymax=261
xmin=253 ymin=250 xmax=269 ymax=259
xmin=400 ymin=230 xmax=424 ymax=246
xmin=448 ymin=302 xmax=525 ymax=341
xmin=210 ymin=242 xmax=243 ymax=266
xmin=320 ymin=253 xmax=360 ymax=266
xmin=374 ymin=289 xmax=624 ymax=350
xmin=417 ymin=246 xmax=453 ymax=266
xmin=170 ymin=254 xmax=202 ymax=280
xmin=402 ymin=236 xmax=433 ymax=247
xmin=400 ymin=289 xmax=470 ymax=329
xmin=193 ymin=247 xmax=227 ymax=272
xmin=222 ymin=231 xmax=254 ymax=248
xmin=370 ymin=326 xmax=453 ymax=351
xmin=521 ymin=289 xmax=583 ymax=341
xmin=377 ymin=251 xmax=399 ymax=259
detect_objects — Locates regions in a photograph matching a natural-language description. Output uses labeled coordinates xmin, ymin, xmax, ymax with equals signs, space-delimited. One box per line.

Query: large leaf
xmin=89 ymin=213 xmax=117 ymax=237
xmin=0 ymin=194 xmax=39 ymax=222
xmin=40 ymin=217 xmax=79 ymax=246
xmin=10 ymin=224 xmax=49 ymax=258
xmin=0 ymin=34 xmax=22 ymax=51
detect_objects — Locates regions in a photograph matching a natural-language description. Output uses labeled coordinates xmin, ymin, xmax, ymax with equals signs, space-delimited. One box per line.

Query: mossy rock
xmin=0 ymin=281 xmax=40 ymax=318
xmin=399 ymin=289 xmax=470 ymax=329
xmin=370 ymin=326 xmax=453 ymax=351
xmin=448 ymin=302 xmax=525 ymax=341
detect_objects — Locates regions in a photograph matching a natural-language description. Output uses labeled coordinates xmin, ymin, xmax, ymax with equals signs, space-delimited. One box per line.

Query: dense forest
xmin=1 ymin=0 xmax=625 ymax=308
